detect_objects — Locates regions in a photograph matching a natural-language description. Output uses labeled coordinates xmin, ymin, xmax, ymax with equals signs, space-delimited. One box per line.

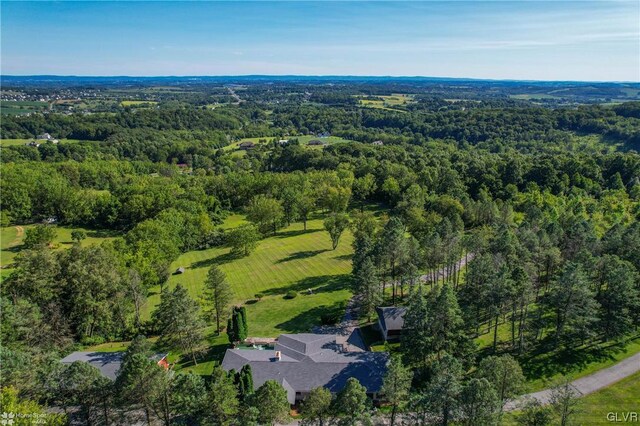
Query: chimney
xmin=274 ymin=351 xmax=281 ymax=361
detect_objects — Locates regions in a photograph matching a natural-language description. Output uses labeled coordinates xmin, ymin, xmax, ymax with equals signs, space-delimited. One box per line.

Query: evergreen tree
xmin=251 ymin=380 xmax=290 ymax=425
xmin=153 ymin=284 xmax=205 ymax=365
xmin=334 ymin=377 xmax=371 ymax=426
xmin=596 ymin=255 xmax=639 ymax=340
xmin=355 ymin=257 xmax=382 ymax=321
xmin=300 ymin=387 xmax=332 ymax=426
xmin=207 ymin=367 xmax=239 ymax=426
xmin=381 ymin=356 xmax=412 ymax=426
xmin=203 ymin=265 xmax=233 ymax=333
xmin=239 ymin=364 xmax=254 ymax=401
xmin=458 ymin=378 xmax=500 ymax=426
xmin=545 ymin=262 xmax=600 ymax=348
xmin=425 ymin=353 xmax=463 ymax=426
xmin=477 ymin=354 xmax=525 ymax=411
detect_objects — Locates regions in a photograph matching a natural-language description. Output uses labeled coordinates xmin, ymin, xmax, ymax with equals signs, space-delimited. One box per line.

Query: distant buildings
xmin=376 ymin=307 xmax=406 ymax=341
xmin=372 ymin=140 xmax=384 ymax=146
xmin=307 ymin=139 xmax=325 ymax=146
xmin=239 ymin=141 xmax=256 ymax=150
xmin=222 ymin=333 xmax=388 ymax=404
xmin=35 ymin=133 xmax=59 ymax=144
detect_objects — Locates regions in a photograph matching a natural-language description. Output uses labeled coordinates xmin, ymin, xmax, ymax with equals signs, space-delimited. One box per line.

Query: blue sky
xmin=2 ymin=1 xmax=638 ymax=81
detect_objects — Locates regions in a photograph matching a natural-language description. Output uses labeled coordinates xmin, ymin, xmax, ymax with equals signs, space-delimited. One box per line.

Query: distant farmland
xmin=0 ymin=100 xmax=49 ymax=115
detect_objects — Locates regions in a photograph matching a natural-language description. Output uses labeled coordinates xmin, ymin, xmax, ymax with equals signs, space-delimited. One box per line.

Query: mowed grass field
xmin=121 ymin=100 xmax=158 ymax=107
xmin=225 ymin=135 xmax=354 ymax=154
xmin=358 ymin=94 xmax=415 ymax=110
xmin=0 ymin=225 xmax=120 ymax=279
xmin=142 ymin=214 xmax=354 ymax=337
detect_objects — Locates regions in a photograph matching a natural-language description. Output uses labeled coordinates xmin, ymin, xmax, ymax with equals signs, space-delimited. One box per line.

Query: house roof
xmin=239 ymin=141 xmax=255 ymax=146
xmin=60 ymin=351 xmax=169 ymax=380
xmin=376 ymin=307 xmax=406 ymax=332
xmin=221 ymin=334 xmax=388 ymax=402
xmin=60 ymin=351 xmax=124 ymax=380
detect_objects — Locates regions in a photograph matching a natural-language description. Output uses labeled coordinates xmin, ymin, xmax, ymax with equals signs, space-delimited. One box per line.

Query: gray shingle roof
xmin=221 ymin=334 xmax=388 ymax=402
xmin=377 ymin=307 xmax=406 ymax=332
xmin=60 ymin=352 xmax=124 ymax=380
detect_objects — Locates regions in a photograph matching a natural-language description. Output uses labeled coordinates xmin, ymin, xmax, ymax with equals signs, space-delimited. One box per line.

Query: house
xmin=307 ymin=139 xmax=325 ymax=146
xmin=372 ymin=140 xmax=384 ymax=146
xmin=221 ymin=333 xmax=388 ymax=404
xmin=376 ymin=307 xmax=406 ymax=341
xmin=60 ymin=351 xmax=170 ymax=380
xmin=278 ymin=139 xmax=289 ymax=145
xmin=36 ymin=133 xmax=52 ymax=140
xmin=239 ymin=141 xmax=255 ymax=150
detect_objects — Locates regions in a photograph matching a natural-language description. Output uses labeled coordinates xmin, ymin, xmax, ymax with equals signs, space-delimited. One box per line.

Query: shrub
xmin=255 ymin=293 xmax=264 ymax=300
xmin=285 ymin=290 xmax=298 ymax=299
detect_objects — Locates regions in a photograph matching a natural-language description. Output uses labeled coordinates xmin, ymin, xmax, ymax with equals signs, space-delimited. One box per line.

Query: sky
xmin=1 ymin=1 xmax=639 ymax=81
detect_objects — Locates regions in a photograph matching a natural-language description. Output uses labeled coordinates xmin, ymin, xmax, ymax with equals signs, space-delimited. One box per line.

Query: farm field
xmin=358 ymin=93 xmax=415 ymax=110
xmin=121 ymin=100 xmax=159 ymax=106
xmin=142 ymin=214 xmax=354 ymax=338
xmin=0 ymin=100 xmax=49 ymax=115
xmin=225 ymin=135 xmax=355 ymax=153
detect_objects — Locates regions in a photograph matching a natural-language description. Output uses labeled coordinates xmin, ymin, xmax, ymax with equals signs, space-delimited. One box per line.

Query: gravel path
xmin=504 ymin=350 xmax=640 ymax=410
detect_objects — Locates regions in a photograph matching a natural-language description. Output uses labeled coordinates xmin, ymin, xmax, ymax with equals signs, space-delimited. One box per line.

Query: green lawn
xmin=473 ymin=312 xmax=640 ymax=392
xmin=121 ymin=100 xmax=158 ymax=106
xmin=143 ymin=215 xmax=354 ymax=337
xmin=504 ymin=372 xmax=640 ymax=425
xmin=225 ymin=135 xmax=354 ymax=153
xmin=572 ymin=372 xmax=640 ymax=425
xmin=0 ymin=225 xmax=120 ymax=279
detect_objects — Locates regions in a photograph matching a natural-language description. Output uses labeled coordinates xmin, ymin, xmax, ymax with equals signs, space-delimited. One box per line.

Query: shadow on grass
xmin=518 ymin=335 xmax=640 ymax=382
xmin=86 ymin=229 xmax=121 ymax=238
xmin=260 ymin=274 xmax=352 ymax=297
xmin=276 ymin=249 xmax=329 ymax=263
xmin=163 ymin=335 xmax=231 ymax=373
xmin=333 ymin=253 xmax=353 ymax=262
xmin=190 ymin=251 xmax=239 ymax=269
xmin=273 ymin=228 xmax=319 ymax=239
xmin=275 ymin=301 xmax=347 ymax=333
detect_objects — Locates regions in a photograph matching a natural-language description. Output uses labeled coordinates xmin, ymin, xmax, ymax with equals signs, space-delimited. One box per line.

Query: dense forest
xmin=1 ymin=79 xmax=639 ymax=425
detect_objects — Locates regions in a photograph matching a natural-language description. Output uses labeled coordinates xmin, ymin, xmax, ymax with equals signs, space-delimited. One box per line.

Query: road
xmin=504 ymin=350 xmax=640 ymax=410
xmin=418 ymin=252 xmax=474 ymax=283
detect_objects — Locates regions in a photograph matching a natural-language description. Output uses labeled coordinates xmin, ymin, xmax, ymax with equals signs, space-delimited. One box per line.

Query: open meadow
xmin=143 ymin=214 xmax=354 ymax=337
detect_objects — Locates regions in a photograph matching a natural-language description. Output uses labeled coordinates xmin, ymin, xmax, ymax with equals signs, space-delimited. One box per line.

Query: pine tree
xmin=203 ymin=265 xmax=233 ymax=333
xmin=381 ymin=356 xmax=412 ymax=426
xmin=153 ymin=284 xmax=205 ymax=365
xmin=239 ymin=364 xmax=254 ymax=401
xmin=355 ymin=257 xmax=382 ymax=321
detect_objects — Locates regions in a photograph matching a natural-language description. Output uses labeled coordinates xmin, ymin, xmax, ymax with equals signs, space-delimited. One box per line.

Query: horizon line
xmin=2 ymin=74 xmax=639 ymax=84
